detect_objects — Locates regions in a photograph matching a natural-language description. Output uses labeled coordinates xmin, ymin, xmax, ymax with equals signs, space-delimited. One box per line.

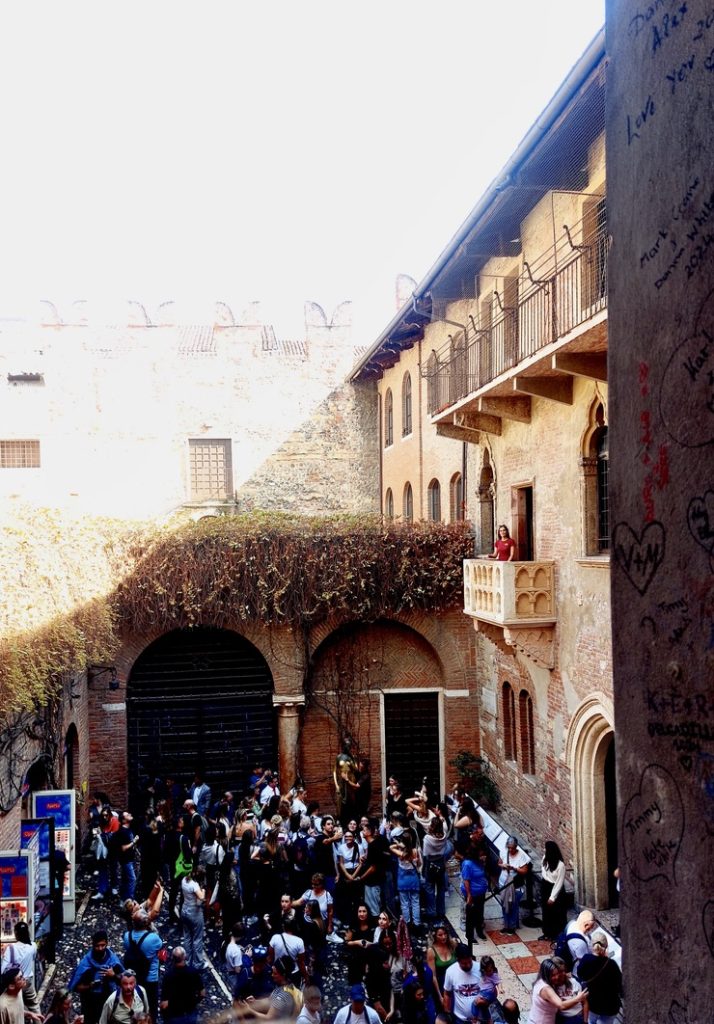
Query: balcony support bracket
xmin=436 ymin=422 xmax=480 ymax=444
xmin=455 ymin=411 xmax=502 ymax=435
xmin=512 ymin=376 xmax=574 ymax=405
xmin=503 ymin=626 xmax=556 ymax=670
xmin=478 ymin=396 xmax=532 ymax=423
xmin=552 ymin=352 xmax=607 ymax=382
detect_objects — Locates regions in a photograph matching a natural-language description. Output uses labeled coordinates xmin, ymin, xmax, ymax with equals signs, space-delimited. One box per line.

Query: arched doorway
xmin=566 ymin=696 xmax=617 ymax=908
xmin=64 ymin=724 xmax=79 ymax=790
xmin=127 ymin=628 xmax=276 ymax=810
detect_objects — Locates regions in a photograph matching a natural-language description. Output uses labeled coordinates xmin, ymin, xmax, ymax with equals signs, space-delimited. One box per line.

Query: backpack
xmin=552 ymin=929 xmax=586 ymax=972
xmin=123 ymin=931 xmax=152 ymax=984
xmin=108 ymin=984 xmax=148 ymax=1022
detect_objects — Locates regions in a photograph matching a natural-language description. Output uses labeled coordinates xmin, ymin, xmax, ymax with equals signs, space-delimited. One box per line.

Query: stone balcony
xmin=463 ymin=558 xmax=557 ymax=668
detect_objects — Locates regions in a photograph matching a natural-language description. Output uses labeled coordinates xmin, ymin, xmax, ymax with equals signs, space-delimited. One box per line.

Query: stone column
xmin=274 ymin=698 xmax=304 ymax=789
xmin=607 ymin=0 xmax=714 ymax=1016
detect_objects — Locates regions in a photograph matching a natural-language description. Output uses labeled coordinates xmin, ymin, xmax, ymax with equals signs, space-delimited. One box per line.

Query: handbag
xmin=174 ymin=847 xmax=193 ymax=879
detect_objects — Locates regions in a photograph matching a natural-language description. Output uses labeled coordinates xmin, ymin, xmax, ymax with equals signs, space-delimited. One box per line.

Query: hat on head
xmin=252 ymin=946 xmax=268 ymax=961
xmin=349 ymin=983 xmax=367 ymax=1001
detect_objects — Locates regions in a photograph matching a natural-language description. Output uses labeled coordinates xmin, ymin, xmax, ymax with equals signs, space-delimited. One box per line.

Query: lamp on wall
xmin=88 ymin=664 xmax=120 ymax=690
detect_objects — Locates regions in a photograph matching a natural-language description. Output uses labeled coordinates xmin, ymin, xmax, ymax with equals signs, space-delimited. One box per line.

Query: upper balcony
xmin=426 ymin=205 xmax=607 ymax=436
xmin=463 ymin=558 xmax=557 ymax=668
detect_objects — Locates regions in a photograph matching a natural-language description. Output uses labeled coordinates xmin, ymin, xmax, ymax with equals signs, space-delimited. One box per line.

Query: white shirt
xmin=333 ymin=1006 xmax=381 ymax=1024
xmin=291 ymin=798 xmax=307 ymax=815
xmin=541 ymin=858 xmax=566 ymax=900
xmin=225 ymin=940 xmax=245 ymax=975
xmin=260 ymin=784 xmax=279 ymax=805
xmin=498 ymin=848 xmax=530 ymax=889
xmin=0 ymin=941 xmax=36 ymax=977
xmin=269 ymin=932 xmax=305 ymax=961
xmin=444 ymin=963 xmax=486 ymax=1021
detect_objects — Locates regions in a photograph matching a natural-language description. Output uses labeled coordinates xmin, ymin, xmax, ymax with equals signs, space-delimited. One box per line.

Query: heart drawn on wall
xmin=613 ymin=521 xmax=665 ymax=595
xmin=687 ymin=491 xmax=714 ymax=559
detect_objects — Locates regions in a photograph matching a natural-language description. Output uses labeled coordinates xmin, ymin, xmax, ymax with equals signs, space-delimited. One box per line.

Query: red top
xmin=494 ymin=538 xmax=516 ymax=561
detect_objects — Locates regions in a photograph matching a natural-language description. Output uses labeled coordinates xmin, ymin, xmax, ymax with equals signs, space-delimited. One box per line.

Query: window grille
xmin=403 ymin=482 xmax=413 ymax=522
xmin=384 ymin=390 xmax=394 ymax=447
xmin=450 ymin=473 xmax=464 ymax=522
xmin=597 ymin=427 xmax=609 ymax=552
xmin=0 ymin=439 xmax=40 ymax=468
xmin=402 ymin=373 xmax=412 ymax=436
xmin=188 ymin=438 xmax=233 ymax=501
xmin=519 ymin=689 xmax=535 ymax=775
xmin=502 ymin=682 xmax=517 ymax=761
xmin=427 ymin=479 xmax=441 ymax=522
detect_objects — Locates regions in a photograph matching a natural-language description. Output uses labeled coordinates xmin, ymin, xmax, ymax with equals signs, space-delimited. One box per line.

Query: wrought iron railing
xmin=425 ymin=205 xmax=607 ymax=414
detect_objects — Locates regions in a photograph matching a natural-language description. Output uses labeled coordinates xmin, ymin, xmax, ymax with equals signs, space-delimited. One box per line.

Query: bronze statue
xmin=334 ymin=735 xmax=358 ymax=823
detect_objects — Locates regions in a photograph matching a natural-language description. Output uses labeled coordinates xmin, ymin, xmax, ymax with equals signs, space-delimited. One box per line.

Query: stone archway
xmin=566 ymin=695 xmax=616 ymax=908
xmin=126 ymin=627 xmax=276 ymax=810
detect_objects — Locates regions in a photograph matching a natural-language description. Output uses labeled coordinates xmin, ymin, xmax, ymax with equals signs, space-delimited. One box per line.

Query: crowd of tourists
xmin=0 ymin=766 xmax=622 ymax=1024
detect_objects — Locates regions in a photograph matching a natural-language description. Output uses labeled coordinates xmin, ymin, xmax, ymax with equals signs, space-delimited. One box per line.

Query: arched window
xmin=519 ymin=689 xmax=535 ymax=774
xmin=427 ymin=479 xmax=441 ymax=521
xmin=502 ymin=682 xmax=517 ymax=761
xmin=450 ymin=472 xmax=464 ymax=522
xmin=384 ymin=389 xmax=394 ymax=447
xmin=596 ymin=425 xmax=609 ymax=552
xmin=403 ymin=482 xmax=413 ymax=522
xmin=385 ymin=488 xmax=394 ymax=520
xmin=402 ymin=373 xmax=412 ymax=436
xmin=581 ymin=400 xmax=609 ymax=555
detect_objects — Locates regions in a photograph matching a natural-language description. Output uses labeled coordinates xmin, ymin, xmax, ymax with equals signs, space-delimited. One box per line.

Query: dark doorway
xmin=65 ymin=724 xmax=79 ymax=790
xmin=384 ymin=692 xmax=441 ymax=801
xmin=127 ymin=628 xmax=275 ymax=811
xmin=512 ymin=485 xmax=534 ymax=560
xmin=604 ymin=735 xmax=618 ymax=907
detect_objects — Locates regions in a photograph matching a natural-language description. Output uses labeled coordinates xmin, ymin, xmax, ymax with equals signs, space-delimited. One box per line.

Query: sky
xmin=0 ymin=1 xmax=604 ymax=343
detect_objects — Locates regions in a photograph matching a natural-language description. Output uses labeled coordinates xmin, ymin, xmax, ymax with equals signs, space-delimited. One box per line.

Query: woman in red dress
xmin=489 ymin=525 xmax=516 ymax=561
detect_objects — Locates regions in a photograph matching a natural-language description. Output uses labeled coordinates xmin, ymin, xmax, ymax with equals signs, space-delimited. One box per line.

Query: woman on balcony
xmin=488 ymin=525 xmax=516 ymax=561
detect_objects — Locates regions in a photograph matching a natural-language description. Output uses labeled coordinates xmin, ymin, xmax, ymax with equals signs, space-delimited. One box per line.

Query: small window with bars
xmin=0 ymin=439 xmax=40 ymax=468
xmin=188 ymin=439 xmax=233 ymax=501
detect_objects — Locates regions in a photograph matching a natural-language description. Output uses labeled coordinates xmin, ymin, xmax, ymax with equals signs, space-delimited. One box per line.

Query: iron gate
xmin=127 ymin=627 xmax=276 ymax=809
xmin=384 ymin=692 xmax=441 ymax=802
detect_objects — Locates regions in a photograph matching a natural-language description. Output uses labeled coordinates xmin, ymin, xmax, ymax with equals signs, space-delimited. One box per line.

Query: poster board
xmin=32 ymin=790 xmax=76 ymax=924
xmin=0 ymin=850 xmax=35 ymax=961
xmin=21 ymin=818 xmax=55 ymax=943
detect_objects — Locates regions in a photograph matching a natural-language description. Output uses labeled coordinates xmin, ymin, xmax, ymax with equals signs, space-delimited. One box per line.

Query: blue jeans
xmin=119 ymin=861 xmax=136 ymax=901
xmin=423 ymin=859 xmax=446 ymax=919
xmin=399 ymin=887 xmax=421 ymax=926
xmin=503 ymin=887 xmax=522 ymax=931
xmin=364 ymin=883 xmax=384 ymax=917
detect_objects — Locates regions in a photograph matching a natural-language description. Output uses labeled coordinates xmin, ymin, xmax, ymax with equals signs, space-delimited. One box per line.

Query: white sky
xmin=0 ymin=1 xmax=604 ymax=342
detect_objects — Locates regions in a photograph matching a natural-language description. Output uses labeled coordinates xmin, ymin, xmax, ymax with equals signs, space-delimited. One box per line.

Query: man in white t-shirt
xmin=333 ymin=984 xmax=381 ymax=1024
xmin=225 ymin=926 xmax=246 ymax=1000
xmin=259 ymin=774 xmax=280 ymax=806
xmin=268 ymin=919 xmax=308 ymax=985
xmin=443 ymin=945 xmax=488 ymax=1024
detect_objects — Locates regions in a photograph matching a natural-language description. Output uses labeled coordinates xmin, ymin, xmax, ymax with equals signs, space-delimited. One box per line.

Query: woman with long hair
xmin=43 ymin=989 xmax=82 ymax=1024
xmin=345 ymin=903 xmax=375 ymax=984
xmin=540 ymin=840 xmax=567 ymax=940
xmin=425 ymin=924 xmax=458 ymax=1006
xmin=526 ymin=958 xmax=587 ymax=1024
